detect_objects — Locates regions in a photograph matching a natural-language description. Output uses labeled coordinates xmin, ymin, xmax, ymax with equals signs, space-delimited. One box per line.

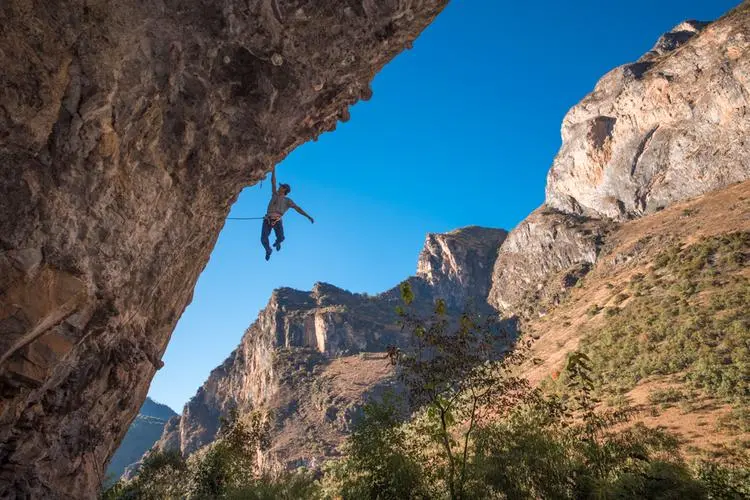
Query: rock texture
xmin=488 ymin=209 xmax=611 ymax=316
xmin=157 ymin=283 xmax=402 ymax=458
xmin=546 ymin=8 xmax=750 ymax=220
xmin=153 ymin=227 xmax=506 ymax=467
xmin=490 ymin=4 xmax=750 ymax=314
xmin=0 ymin=1 xmax=448 ymax=497
xmin=417 ymin=226 xmax=507 ymax=310
xmin=106 ymin=398 xmax=177 ymax=484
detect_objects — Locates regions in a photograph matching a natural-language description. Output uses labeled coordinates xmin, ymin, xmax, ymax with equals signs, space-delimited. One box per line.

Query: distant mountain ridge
xmin=106 ymin=398 xmax=176 ymax=483
xmin=139 ymin=397 xmax=177 ymax=421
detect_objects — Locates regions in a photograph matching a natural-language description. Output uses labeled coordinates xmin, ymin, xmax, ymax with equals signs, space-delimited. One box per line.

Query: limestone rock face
xmin=546 ymin=7 xmax=750 ymax=219
xmin=0 ymin=1 xmax=447 ymax=497
xmin=487 ymin=208 xmax=612 ymax=315
xmin=417 ymin=226 xmax=507 ymax=310
xmin=158 ymin=282 xmax=406 ymax=457
xmin=153 ymin=226 xmax=505 ymax=466
xmin=491 ymin=5 xmax=750 ymax=315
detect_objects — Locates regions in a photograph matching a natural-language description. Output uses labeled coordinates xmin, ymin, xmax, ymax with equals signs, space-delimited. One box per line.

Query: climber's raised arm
xmin=271 ymin=166 xmax=277 ymax=194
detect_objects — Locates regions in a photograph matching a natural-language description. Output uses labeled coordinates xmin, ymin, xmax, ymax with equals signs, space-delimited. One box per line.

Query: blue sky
xmin=149 ymin=0 xmax=740 ymax=412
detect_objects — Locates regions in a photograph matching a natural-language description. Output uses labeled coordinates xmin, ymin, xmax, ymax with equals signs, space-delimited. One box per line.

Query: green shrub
xmin=586 ymin=304 xmax=602 ymax=317
xmin=322 ymin=393 xmax=427 ymax=500
xmin=186 ymin=409 xmax=271 ymax=498
xmin=612 ymin=292 xmax=629 ymax=305
xmin=578 ymin=233 xmax=750 ymax=404
xmin=224 ymin=472 xmax=321 ymax=500
xmin=716 ymin=408 xmax=750 ymax=433
xmin=694 ymin=459 xmax=750 ymax=499
xmin=648 ymin=387 xmax=688 ymax=407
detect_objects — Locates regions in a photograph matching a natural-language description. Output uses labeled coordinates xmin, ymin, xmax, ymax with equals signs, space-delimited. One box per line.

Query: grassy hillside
xmin=528 ymin=181 xmax=750 ymax=458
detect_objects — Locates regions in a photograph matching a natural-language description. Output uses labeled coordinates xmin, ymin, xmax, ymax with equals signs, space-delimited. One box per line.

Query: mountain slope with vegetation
xmin=526 ymin=181 xmax=750 ymax=458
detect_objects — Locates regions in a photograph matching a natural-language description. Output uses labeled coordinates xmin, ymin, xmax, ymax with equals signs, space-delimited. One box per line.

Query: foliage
xmin=716 ymin=407 xmax=750 ymax=433
xmin=694 ymin=457 xmax=750 ymax=499
xmin=327 ymin=341 xmax=735 ymax=500
xmin=103 ymin=409 xmax=276 ymax=500
xmin=648 ymin=387 xmax=689 ymax=408
xmin=223 ymin=471 xmax=321 ymax=500
xmin=578 ymin=233 xmax=750 ymax=404
xmin=322 ymin=392 xmax=427 ymax=499
xmin=187 ymin=409 xmax=271 ymax=498
xmin=472 ymin=405 xmax=704 ymax=499
xmin=397 ymin=285 xmax=531 ymax=499
xmin=101 ymin=450 xmax=188 ymax=500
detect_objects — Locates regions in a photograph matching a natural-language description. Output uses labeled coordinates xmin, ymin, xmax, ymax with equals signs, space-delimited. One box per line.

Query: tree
xmin=101 ymin=449 xmax=188 ymax=500
xmin=323 ymin=392 xmax=427 ymax=499
xmin=187 ymin=408 xmax=271 ymax=498
xmin=394 ymin=281 xmax=532 ymax=500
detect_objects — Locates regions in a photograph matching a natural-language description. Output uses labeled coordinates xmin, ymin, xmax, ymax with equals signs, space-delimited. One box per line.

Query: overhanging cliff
xmin=0 ymin=1 xmax=448 ymax=497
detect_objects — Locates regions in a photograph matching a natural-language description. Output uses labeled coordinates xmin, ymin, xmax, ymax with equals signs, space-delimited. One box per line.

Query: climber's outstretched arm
xmin=292 ymin=204 xmax=314 ymax=223
xmin=271 ymin=166 xmax=277 ymax=194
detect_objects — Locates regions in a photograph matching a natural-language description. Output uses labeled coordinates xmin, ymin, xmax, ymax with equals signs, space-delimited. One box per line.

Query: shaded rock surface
xmin=488 ymin=208 xmax=612 ymax=316
xmin=547 ymin=6 xmax=750 ymax=219
xmin=152 ymin=226 xmax=507 ymax=466
xmin=106 ymin=398 xmax=176 ymax=484
xmin=0 ymin=1 xmax=448 ymax=497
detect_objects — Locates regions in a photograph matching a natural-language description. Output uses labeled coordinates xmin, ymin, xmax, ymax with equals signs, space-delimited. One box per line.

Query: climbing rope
xmin=224 ymin=179 xmax=268 ymax=220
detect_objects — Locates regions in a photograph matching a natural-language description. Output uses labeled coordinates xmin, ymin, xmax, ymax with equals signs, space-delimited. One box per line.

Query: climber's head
xmin=279 ymin=183 xmax=291 ymax=196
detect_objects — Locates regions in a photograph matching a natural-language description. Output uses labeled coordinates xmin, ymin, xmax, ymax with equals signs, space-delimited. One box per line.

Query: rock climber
xmin=261 ymin=166 xmax=314 ymax=261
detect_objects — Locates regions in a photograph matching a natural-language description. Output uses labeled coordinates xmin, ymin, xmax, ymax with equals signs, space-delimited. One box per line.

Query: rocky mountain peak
xmin=642 ymin=20 xmax=710 ymax=60
xmin=311 ymin=282 xmax=359 ymax=306
xmin=149 ymin=225 xmax=507 ymax=464
xmin=417 ymin=226 xmax=507 ymax=309
xmin=545 ymin=6 xmax=750 ymax=220
xmin=490 ymin=5 xmax=750 ymax=315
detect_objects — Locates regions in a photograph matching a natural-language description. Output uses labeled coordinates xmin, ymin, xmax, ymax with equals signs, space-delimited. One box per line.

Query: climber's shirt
xmin=266 ymin=193 xmax=296 ymax=219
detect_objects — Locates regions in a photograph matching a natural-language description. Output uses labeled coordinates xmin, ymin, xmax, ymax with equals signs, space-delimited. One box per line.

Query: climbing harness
xmin=227 ymin=215 xmax=282 ymax=227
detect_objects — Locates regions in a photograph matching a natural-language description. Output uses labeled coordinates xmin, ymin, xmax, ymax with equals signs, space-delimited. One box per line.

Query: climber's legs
xmin=273 ymin=220 xmax=285 ymax=251
xmin=260 ymin=218 xmax=274 ymax=260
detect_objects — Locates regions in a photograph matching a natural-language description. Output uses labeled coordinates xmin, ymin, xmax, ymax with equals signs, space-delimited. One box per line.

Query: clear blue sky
xmin=149 ymin=0 xmax=740 ymax=412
